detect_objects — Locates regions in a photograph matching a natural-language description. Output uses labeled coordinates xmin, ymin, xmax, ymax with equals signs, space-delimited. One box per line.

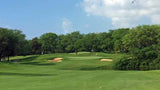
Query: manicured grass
xmin=0 ymin=52 xmax=160 ymax=90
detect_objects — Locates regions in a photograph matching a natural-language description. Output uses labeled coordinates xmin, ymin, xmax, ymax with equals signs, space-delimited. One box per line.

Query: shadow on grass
xmin=79 ymin=66 xmax=112 ymax=70
xmin=12 ymin=55 xmax=56 ymax=66
xmin=18 ymin=55 xmax=39 ymax=62
xmin=59 ymin=65 xmax=112 ymax=71
xmin=0 ymin=72 xmax=56 ymax=76
xmin=11 ymin=55 xmax=39 ymax=64
xmin=21 ymin=62 xmax=56 ymax=66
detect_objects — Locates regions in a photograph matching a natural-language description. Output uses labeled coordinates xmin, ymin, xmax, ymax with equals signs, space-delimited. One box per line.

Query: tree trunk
xmin=41 ymin=51 xmax=44 ymax=55
xmin=0 ymin=56 xmax=1 ymax=62
xmin=63 ymin=47 xmax=65 ymax=53
xmin=75 ymin=50 xmax=78 ymax=55
xmin=7 ymin=56 xmax=9 ymax=62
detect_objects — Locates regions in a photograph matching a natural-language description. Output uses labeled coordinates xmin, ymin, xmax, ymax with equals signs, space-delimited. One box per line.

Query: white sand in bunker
xmin=100 ymin=59 xmax=113 ymax=62
xmin=48 ymin=58 xmax=63 ymax=62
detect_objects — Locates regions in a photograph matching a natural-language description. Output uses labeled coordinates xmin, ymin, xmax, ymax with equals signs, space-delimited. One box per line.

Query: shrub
xmin=114 ymin=56 xmax=160 ymax=71
xmin=114 ymin=45 xmax=160 ymax=71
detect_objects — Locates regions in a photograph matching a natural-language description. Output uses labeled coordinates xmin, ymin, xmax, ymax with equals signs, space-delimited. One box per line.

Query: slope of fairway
xmin=0 ymin=53 xmax=160 ymax=90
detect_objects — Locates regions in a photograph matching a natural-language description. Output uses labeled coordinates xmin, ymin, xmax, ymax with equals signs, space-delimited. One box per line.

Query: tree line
xmin=0 ymin=27 xmax=129 ymax=61
xmin=1 ymin=25 xmax=160 ymax=70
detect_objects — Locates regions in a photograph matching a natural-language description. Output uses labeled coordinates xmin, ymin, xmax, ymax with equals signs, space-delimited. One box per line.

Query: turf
xmin=0 ymin=52 xmax=160 ymax=90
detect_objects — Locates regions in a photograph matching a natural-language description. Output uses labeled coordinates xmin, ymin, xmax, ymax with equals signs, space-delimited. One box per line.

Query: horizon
xmin=0 ymin=0 xmax=159 ymax=39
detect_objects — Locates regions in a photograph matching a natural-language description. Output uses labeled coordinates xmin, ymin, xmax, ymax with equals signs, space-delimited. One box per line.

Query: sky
xmin=0 ymin=0 xmax=160 ymax=39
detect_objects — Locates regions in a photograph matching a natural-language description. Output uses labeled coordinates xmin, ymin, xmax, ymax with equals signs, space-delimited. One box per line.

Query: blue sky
xmin=0 ymin=0 xmax=159 ymax=39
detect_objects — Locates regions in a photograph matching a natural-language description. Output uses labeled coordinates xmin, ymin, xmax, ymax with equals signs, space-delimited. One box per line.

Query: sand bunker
xmin=100 ymin=59 xmax=113 ymax=62
xmin=48 ymin=58 xmax=63 ymax=62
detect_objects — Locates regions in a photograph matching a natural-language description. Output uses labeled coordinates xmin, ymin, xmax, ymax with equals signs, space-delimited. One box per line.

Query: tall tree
xmin=32 ymin=37 xmax=41 ymax=54
xmin=0 ymin=28 xmax=27 ymax=61
xmin=112 ymin=28 xmax=129 ymax=53
xmin=80 ymin=33 xmax=99 ymax=52
xmin=39 ymin=33 xmax=57 ymax=54
xmin=122 ymin=25 xmax=160 ymax=53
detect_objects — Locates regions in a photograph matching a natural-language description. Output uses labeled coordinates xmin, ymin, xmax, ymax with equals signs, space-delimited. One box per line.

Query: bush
xmin=114 ymin=56 xmax=137 ymax=70
xmin=114 ymin=56 xmax=160 ymax=71
xmin=114 ymin=45 xmax=160 ymax=71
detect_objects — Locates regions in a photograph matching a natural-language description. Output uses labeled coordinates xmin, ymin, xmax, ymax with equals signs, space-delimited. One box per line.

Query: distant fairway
xmin=0 ymin=52 xmax=160 ymax=90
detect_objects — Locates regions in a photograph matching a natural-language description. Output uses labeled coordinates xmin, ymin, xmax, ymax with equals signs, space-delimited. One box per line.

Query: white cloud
xmin=81 ymin=0 xmax=160 ymax=28
xmin=62 ymin=18 xmax=74 ymax=34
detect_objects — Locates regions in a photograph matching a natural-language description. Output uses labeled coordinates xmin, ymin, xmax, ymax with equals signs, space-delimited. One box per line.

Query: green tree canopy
xmin=39 ymin=33 xmax=57 ymax=54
